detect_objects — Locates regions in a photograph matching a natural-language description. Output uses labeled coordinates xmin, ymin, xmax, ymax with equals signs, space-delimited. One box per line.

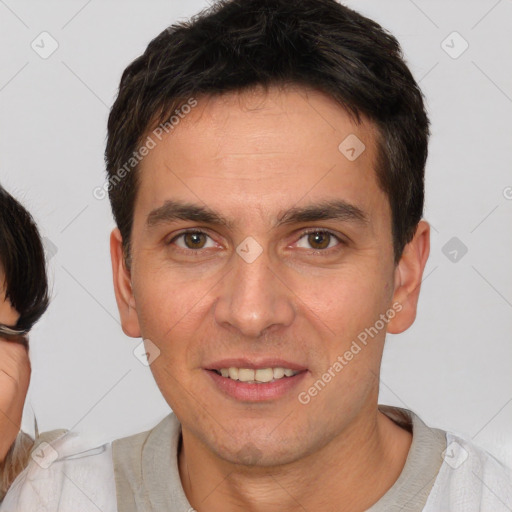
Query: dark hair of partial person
xmin=105 ymin=0 xmax=429 ymax=264
xmin=0 ymin=185 xmax=49 ymax=337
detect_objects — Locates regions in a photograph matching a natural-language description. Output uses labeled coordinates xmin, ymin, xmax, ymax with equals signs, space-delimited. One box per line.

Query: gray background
xmin=0 ymin=0 xmax=511 ymax=466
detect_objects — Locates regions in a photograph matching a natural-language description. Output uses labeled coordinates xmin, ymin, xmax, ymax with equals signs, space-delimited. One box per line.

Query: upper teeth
xmin=218 ymin=367 xmax=299 ymax=383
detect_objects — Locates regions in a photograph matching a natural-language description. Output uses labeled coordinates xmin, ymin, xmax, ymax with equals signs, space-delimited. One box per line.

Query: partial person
xmin=0 ymin=185 xmax=49 ymax=500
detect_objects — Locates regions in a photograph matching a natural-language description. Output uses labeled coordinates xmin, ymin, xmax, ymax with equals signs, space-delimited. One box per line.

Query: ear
xmin=110 ymin=228 xmax=141 ymax=338
xmin=387 ymin=220 xmax=430 ymax=334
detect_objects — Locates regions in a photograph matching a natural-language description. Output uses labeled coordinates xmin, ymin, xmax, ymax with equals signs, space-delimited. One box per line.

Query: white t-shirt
xmin=1 ymin=406 xmax=511 ymax=511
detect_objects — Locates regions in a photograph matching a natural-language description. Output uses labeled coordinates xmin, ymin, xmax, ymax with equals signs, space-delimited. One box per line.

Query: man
xmin=1 ymin=0 xmax=511 ymax=510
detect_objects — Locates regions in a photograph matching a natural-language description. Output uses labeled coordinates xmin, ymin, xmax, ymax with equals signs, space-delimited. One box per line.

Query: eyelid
xmin=297 ymin=227 xmax=343 ymax=239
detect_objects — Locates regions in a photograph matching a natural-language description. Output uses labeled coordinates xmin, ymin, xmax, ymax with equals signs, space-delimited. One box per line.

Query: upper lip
xmin=205 ymin=358 xmax=308 ymax=371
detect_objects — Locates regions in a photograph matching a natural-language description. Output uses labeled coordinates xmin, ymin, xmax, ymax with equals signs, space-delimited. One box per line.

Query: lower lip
xmin=205 ymin=369 xmax=308 ymax=402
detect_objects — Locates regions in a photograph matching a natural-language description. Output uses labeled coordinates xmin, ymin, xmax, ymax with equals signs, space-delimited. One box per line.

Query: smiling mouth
xmin=211 ymin=367 xmax=302 ymax=384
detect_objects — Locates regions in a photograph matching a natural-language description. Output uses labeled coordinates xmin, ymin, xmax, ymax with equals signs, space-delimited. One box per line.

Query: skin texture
xmin=0 ymin=271 xmax=30 ymax=463
xmin=111 ymin=85 xmax=430 ymax=512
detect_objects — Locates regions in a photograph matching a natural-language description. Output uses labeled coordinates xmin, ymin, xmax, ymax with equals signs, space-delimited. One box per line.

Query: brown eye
xmin=183 ymin=232 xmax=207 ymax=249
xmin=307 ymin=232 xmax=331 ymax=250
xmin=171 ymin=231 xmax=215 ymax=250
xmin=296 ymin=230 xmax=341 ymax=251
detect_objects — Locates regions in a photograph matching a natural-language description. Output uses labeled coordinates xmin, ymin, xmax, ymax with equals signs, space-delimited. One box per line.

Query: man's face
xmin=118 ymin=86 xmax=405 ymax=465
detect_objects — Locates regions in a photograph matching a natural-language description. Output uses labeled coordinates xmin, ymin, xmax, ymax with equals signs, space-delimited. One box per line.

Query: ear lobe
xmin=387 ymin=221 xmax=430 ymax=334
xmin=110 ymin=228 xmax=141 ymax=338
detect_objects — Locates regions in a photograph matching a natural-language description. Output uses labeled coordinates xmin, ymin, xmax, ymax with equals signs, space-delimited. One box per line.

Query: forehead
xmin=134 ymin=85 xmax=386 ymax=226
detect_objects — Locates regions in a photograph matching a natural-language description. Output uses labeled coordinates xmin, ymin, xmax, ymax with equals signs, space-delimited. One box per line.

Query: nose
xmin=213 ymin=246 xmax=295 ymax=338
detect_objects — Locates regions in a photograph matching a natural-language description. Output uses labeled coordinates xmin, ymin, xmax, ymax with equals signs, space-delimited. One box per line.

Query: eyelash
xmin=167 ymin=228 xmax=345 ymax=256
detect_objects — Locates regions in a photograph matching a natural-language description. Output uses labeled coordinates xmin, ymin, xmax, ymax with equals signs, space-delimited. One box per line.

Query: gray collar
xmin=366 ymin=405 xmax=447 ymax=511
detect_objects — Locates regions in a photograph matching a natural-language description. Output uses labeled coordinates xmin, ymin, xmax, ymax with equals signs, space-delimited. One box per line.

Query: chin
xmin=207 ymin=430 xmax=306 ymax=468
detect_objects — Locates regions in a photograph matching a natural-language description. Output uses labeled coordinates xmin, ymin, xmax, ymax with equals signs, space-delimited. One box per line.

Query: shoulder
xmin=112 ymin=412 xmax=180 ymax=489
xmin=0 ymin=415 xmax=180 ymax=511
xmin=425 ymin=432 xmax=512 ymax=511
xmin=0 ymin=429 xmax=117 ymax=512
xmin=112 ymin=411 xmax=179 ymax=454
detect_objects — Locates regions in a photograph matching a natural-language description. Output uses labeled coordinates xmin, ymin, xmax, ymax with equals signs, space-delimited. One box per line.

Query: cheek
xmin=132 ymin=267 xmax=211 ymax=372
xmin=297 ymin=263 xmax=392 ymax=339
xmin=134 ymin=264 xmax=197 ymax=331
xmin=0 ymin=297 xmax=20 ymax=326
xmin=132 ymin=272 xmax=201 ymax=409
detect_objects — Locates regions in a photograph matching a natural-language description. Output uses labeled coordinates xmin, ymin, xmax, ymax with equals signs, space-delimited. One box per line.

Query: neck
xmin=178 ymin=405 xmax=412 ymax=512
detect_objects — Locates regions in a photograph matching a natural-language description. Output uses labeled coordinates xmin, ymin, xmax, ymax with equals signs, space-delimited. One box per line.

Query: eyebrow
xmin=146 ymin=199 xmax=368 ymax=229
xmin=275 ymin=200 xmax=368 ymax=227
xmin=146 ymin=200 xmax=233 ymax=229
